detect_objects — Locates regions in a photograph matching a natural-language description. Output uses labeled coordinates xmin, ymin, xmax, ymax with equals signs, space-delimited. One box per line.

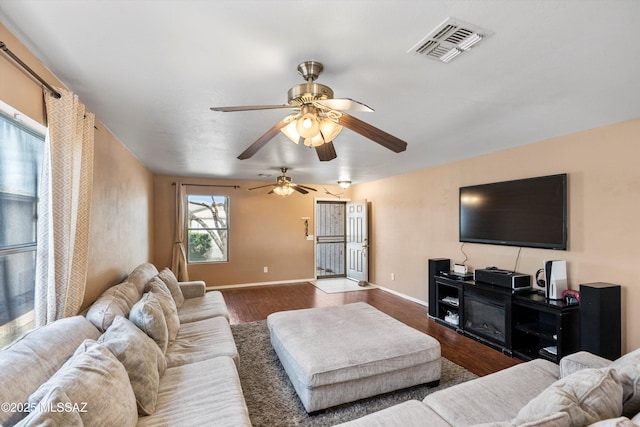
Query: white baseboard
xmin=207 ymin=278 xmax=316 ymax=291
xmin=372 ymin=283 xmax=429 ymax=307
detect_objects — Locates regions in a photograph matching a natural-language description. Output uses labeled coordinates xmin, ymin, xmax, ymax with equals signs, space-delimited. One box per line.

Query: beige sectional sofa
xmin=0 ymin=263 xmax=251 ymax=427
xmin=336 ymin=349 xmax=640 ymax=427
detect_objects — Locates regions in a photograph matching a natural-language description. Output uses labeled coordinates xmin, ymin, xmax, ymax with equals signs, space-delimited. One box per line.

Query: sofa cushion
xmin=472 ymin=411 xmax=571 ymax=427
xmin=0 ymin=316 xmax=100 ymax=426
xmin=129 ymin=292 xmax=169 ymax=354
xmin=28 ymin=340 xmax=138 ymax=427
xmin=85 ymin=280 xmax=140 ymax=332
xmin=165 ymin=316 xmax=238 ymax=368
xmin=610 ymin=347 xmax=640 ymax=416
xmin=516 ymin=368 xmax=623 ymax=426
xmin=15 ymin=386 xmax=83 ymax=427
xmin=333 ymin=400 xmax=451 ymax=427
xmin=560 ymin=351 xmax=612 ymax=378
xmin=127 ymin=262 xmax=159 ymax=295
xmin=98 ymin=316 xmax=167 ymax=415
xmin=147 ymin=276 xmax=180 ymax=344
xmin=588 ymin=417 xmax=639 ymax=427
xmin=158 ymin=267 xmax=185 ymax=308
xmin=178 ymin=290 xmax=230 ymax=323
xmin=423 ymin=358 xmax=560 ymax=426
xmin=136 ymin=356 xmax=251 ymax=427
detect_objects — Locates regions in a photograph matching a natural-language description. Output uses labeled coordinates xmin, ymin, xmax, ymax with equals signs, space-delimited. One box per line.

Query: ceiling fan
xmin=248 ymin=168 xmax=317 ymax=196
xmin=211 ymin=61 xmax=408 ymax=161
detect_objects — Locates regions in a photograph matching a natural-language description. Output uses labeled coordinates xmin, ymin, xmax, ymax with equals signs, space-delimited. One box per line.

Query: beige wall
xmin=153 ymin=174 xmax=350 ymax=286
xmin=83 ymin=125 xmax=154 ymax=309
xmin=351 ymin=118 xmax=640 ymax=352
xmin=1 ymin=23 xmax=154 ymax=311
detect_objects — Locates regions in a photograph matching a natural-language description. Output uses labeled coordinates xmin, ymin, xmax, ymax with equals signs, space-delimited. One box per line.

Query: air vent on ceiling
xmin=408 ymin=17 xmax=494 ymax=63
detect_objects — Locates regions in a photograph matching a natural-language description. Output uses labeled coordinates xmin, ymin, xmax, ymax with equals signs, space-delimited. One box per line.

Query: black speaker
xmin=579 ymin=282 xmax=621 ymax=360
xmin=428 ymin=258 xmax=450 ymax=318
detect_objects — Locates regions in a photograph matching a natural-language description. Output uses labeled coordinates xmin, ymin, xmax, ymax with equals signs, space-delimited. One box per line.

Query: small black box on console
xmin=474 ymin=268 xmax=531 ymax=291
xmin=440 ymin=271 xmax=474 ymax=281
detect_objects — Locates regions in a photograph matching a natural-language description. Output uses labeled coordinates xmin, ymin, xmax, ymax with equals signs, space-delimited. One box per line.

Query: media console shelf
xmin=434 ymin=279 xmax=463 ymax=328
xmin=430 ymin=275 xmax=579 ymax=363
xmin=511 ymin=292 xmax=579 ymax=363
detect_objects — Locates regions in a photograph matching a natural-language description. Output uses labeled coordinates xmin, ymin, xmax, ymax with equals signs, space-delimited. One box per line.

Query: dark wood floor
xmin=220 ymin=282 xmax=521 ymax=377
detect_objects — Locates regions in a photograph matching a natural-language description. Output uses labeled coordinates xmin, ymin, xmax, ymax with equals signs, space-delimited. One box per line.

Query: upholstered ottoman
xmin=267 ymin=302 xmax=441 ymax=412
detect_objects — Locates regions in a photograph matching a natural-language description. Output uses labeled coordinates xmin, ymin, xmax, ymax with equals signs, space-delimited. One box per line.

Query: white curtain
xmin=35 ymin=88 xmax=95 ymax=326
xmin=171 ymin=182 xmax=189 ymax=281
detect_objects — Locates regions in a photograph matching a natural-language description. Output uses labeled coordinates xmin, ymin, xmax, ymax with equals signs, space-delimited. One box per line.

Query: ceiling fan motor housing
xmin=277 ymin=175 xmax=292 ymax=185
xmin=288 ymin=83 xmax=334 ymax=106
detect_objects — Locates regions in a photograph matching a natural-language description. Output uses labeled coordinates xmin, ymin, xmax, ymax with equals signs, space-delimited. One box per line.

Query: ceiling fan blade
xmin=315 ymin=141 xmax=337 ymax=162
xmin=338 ymin=113 xmax=408 ymax=153
xmin=315 ymin=98 xmax=374 ymax=112
xmin=291 ymin=185 xmax=309 ymax=195
xmin=295 ymin=184 xmax=317 ymax=192
xmin=211 ymin=104 xmax=297 ymax=112
xmin=248 ymin=183 xmax=276 ymax=191
xmin=237 ymin=118 xmax=289 ymax=160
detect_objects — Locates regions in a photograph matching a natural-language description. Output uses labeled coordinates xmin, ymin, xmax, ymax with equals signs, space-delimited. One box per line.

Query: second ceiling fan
xmin=211 ymin=61 xmax=408 ymax=161
xmin=248 ymin=168 xmax=316 ymax=196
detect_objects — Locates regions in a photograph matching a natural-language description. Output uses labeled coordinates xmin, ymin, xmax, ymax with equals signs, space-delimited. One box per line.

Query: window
xmin=187 ymin=195 xmax=229 ymax=263
xmin=0 ymin=109 xmax=45 ymax=348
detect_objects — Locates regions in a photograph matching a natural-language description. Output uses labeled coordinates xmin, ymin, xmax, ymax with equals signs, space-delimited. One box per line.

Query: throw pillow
xmin=158 ymin=267 xmax=185 ymax=308
xmin=98 ymin=315 xmax=167 ymax=415
xmin=147 ymin=276 xmax=181 ymax=344
xmin=28 ymin=340 xmax=137 ymax=427
xmin=15 ymin=387 xmax=83 ymax=427
xmin=516 ymin=368 xmax=623 ymax=426
xmin=127 ymin=263 xmax=159 ymax=295
xmin=85 ymin=281 xmax=141 ymax=332
xmin=610 ymin=348 xmax=640 ymax=416
xmin=129 ymin=292 xmax=170 ymax=354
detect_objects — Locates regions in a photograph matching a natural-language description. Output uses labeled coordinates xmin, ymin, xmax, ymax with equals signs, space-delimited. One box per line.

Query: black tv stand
xmin=429 ymin=275 xmax=579 ymax=363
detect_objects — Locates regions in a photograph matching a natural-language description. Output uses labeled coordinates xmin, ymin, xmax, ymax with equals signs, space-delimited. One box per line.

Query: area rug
xmin=311 ymin=278 xmax=375 ymax=294
xmin=231 ymin=319 xmax=478 ymax=427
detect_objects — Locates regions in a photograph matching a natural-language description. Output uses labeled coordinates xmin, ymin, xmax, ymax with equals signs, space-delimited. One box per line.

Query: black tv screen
xmin=459 ymin=174 xmax=567 ymax=250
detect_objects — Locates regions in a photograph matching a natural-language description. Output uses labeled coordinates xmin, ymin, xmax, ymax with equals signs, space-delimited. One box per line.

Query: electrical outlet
xmin=391 ymin=273 xmax=395 ymax=280
xmin=263 ymin=266 xmax=268 ymax=273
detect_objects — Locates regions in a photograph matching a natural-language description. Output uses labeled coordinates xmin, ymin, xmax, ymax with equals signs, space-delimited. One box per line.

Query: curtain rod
xmin=0 ymin=41 xmax=62 ymax=99
xmin=172 ymin=182 xmax=241 ymax=189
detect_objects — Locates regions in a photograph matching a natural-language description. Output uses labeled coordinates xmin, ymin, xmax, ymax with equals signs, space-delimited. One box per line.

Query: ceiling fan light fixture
xmin=281 ymin=119 xmax=302 ymax=144
xmin=216 ymin=61 xmax=408 ymax=161
xmin=273 ymin=184 xmax=294 ymax=196
xmin=319 ymin=117 xmax=342 ymax=142
xmin=296 ymin=106 xmax=320 ymax=138
xmin=303 ymin=133 xmax=326 ymax=147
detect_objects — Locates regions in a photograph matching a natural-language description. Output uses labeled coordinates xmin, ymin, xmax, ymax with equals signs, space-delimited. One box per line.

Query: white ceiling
xmin=1 ymin=1 xmax=639 ymax=186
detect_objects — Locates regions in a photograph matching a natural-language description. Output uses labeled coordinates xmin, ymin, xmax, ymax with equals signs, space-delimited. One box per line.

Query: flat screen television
xmin=459 ymin=173 xmax=567 ymax=250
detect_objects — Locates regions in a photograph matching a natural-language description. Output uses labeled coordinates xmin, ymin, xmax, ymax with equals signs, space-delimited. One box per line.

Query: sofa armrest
xmin=178 ymin=281 xmax=206 ymax=299
xmin=560 ymin=351 xmax=612 ymax=377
